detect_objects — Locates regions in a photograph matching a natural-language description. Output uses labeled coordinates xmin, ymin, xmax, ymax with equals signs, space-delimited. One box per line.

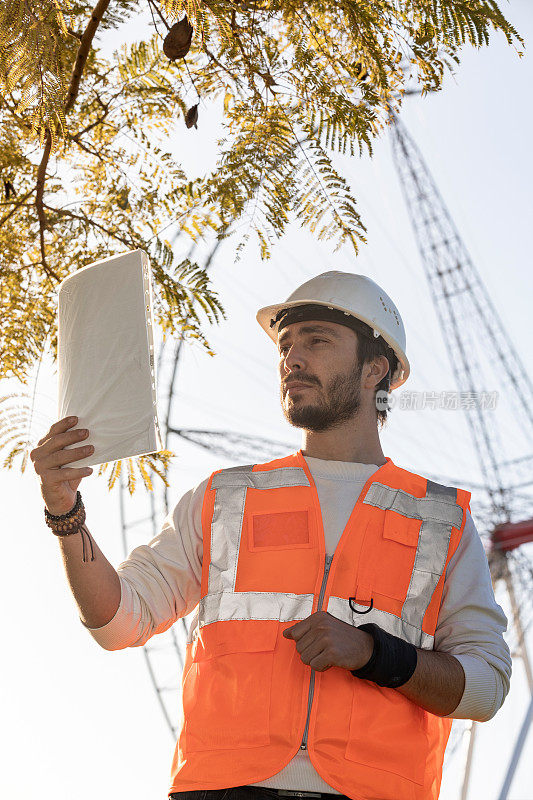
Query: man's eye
xmin=279 ymin=338 xmax=327 ymax=355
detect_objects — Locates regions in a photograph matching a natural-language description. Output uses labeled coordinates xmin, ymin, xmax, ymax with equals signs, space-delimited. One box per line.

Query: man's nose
xmin=283 ymin=343 xmax=306 ymax=373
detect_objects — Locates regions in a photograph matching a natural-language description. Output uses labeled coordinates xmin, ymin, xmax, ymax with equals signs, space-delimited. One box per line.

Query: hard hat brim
xmin=257 ymin=298 xmax=410 ymax=390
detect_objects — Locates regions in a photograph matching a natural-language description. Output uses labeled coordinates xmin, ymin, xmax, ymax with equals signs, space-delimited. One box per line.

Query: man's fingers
xmin=309 ymin=654 xmax=331 ymax=672
xmin=31 ymin=436 xmax=48 ymax=459
xmin=48 ymin=416 xmax=78 ymax=440
xmin=57 ymin=416 xmax=78 ymax=431
xmin=283 ymin=612 xmax=323 ymax=640
xmin=38 ymin=426 xmax=86 ymax=458
xmin=47 ymin=466 xmax=92 ymax=480
xmin=294 ymin=629 xmax=323 ymax=654
xmin=301 ymin=643 xmax=331 ymax=671
xmin=31 ymin=417 xmax=80 ymax=460
xmin=299 ymin=639 xmax=322 ymax=663
xmin=284 ymin=622 xmax=308 ymax=640
xmin=36 ymin=446 xmax=91 ymax=474
xmin=36 ymin=416 xmax=76 ymax=445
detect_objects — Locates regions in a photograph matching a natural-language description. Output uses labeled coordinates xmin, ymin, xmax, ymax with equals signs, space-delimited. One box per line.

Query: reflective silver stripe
xmin=327 ymin=595 xmax=434 ymax=650
xmin=208 ymin=466 xmax=310 ymax=597
xmin=216 ymin=463 xmax=255 ymax=474
xmin=187 ymin=606 xmax=199 ymax=645
xmin=199 ymin=591 xmax=314 ymax=629
xmin=363 ymin=482 xmax=463 ymax=528
xmin=209 ymin=484 xmax=246 ymax=595
xmin=211 ymin=467 xmax=310 ymax=491
xmin=401 ymin=480 xmax=460 ymax=625
xmin=362 ymin=478 xmax=464 ymax=638
xmin=201 ymin=467 xmax=462 ymax=648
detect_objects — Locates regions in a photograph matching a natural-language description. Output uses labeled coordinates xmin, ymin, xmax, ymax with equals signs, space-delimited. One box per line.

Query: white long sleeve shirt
xmin=84 ymin=456 xmax=512 ymax=793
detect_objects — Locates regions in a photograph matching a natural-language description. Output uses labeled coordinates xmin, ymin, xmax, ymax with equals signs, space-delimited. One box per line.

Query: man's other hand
xmin=283 ymin=610 xmax=373 ymax=672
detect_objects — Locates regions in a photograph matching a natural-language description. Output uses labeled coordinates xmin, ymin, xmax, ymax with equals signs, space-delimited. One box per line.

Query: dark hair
xmin=354 ymin=324 xmax=399 ymax=429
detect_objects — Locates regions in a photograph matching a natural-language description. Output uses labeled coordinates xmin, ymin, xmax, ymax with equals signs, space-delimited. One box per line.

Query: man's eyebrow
xmin=278 ymin=324 xmax=342 ymax=347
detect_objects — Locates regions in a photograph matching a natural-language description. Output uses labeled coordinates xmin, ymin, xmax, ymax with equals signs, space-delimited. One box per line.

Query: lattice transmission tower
xmin=389 ymin=110 xmax=533 ymax=800
xmin=116 ymin=110 xmax=533 ymax=800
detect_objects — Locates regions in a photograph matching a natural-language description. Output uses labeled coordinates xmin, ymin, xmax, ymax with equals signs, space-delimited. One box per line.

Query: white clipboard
xmin=57 ymin=249 xmax=164 ymax=467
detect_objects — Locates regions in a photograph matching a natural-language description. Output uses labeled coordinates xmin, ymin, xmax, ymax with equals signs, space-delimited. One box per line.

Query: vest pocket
xmin=345 ymin=679 xmax=428 ymax=785
xmin=360 ymin=512 xmax=422 ymax=602
xmin=249 ymin=509 xmax=312 ymax=551
xmin=383 ymin=509 xmax=421 ymax=548
xmin=182 ymin=622 xmax=278 ymax=752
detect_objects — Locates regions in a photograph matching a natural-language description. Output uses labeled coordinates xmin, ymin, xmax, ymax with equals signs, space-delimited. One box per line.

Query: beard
xmin=280 ymin=359 xmax=363 ymax=432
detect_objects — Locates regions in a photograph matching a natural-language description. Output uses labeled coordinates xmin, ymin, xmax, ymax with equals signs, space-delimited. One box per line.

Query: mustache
xmin=283 ymin=377 xmax=319 ymax=391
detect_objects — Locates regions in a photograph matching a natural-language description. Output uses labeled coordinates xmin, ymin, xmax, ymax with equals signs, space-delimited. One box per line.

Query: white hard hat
xmin=256 ymin=271 xmax=410 ymax=390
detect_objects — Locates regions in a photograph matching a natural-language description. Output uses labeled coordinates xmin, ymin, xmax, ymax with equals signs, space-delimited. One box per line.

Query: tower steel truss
xmin=389 ymin=111 xmax=533 ymax=799
xmin=115 ymin=112 xmax=533 ymax=799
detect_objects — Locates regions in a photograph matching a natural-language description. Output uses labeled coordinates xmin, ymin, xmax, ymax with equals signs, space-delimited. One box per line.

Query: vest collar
xmin=296 ymin=449 xmax=395 ymax=495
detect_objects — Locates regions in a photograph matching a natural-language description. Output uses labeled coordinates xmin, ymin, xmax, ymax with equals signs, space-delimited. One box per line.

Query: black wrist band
xmin=351 ymin=623 xmax=418 ymax=688
xmin=352 ymin=632 xmax=379 ymax=678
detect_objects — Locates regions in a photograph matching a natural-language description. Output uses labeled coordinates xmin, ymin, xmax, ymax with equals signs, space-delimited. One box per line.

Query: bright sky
xmin=2 ymin=2 xmax=532 ymax=799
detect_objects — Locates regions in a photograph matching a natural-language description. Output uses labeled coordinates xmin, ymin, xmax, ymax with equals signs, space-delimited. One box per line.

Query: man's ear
xmin=362 ymin=356 xmax=389 ymax=390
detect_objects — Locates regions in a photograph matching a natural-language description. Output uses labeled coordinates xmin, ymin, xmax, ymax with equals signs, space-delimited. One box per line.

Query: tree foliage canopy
xmin=0 ymin=0 xmax=523 ymax=491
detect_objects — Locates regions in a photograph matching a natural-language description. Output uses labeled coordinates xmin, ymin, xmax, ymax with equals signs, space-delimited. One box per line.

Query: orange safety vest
xmin=169 ymin=451 xmax=471 ymax=800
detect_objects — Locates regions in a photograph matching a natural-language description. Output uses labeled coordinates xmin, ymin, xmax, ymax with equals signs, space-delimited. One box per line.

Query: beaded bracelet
xmin=44 ymin=490 xmax=83 ymax=529
xmin=44 ymin=491 xmax=94 ymax=562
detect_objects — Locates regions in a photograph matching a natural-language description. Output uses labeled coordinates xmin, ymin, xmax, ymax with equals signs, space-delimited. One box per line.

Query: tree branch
xmin=44 ymin=204 xmax=137 ymax=250
xmin=32 ymin=0 xmax=112 ymax=284
xmin=67 ymin=27 xmax=83 ymax=41
xmin=0 ymin=190 xmax=34 ymax=228
xmin=202 ymin=42 xmax=244 ymax=89
xmin=147 ymin=0 xmax=170 ymax=32
xmin=71 ymin=112 xmax=109 ymax=140
xmin=69 ymin=135 xmax=104 ymax=159
xmin=64 ymin=0 xmax=113 ymax=112
xmin=35 ymin=130 xmax=59 ymax=282
xmin=229 ymin=22 xmax=263 ymax=100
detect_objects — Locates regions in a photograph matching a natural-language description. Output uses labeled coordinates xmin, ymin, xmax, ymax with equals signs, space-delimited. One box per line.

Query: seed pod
xmin=117 ymin=187 xmax=130 ymax=210
xmin=354 ymin=62 xmax=369 ymax=81
xmin=259 ymin=70 xmax=276 ymax=88
xmin=163 ymin=15 xmax=194 ymax=61
xmin=185 ymin=104 xmax=199 ymax=129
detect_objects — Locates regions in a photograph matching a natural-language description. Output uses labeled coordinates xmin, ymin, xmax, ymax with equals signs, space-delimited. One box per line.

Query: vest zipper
xmin=300 ymin=553 xmax=334 ymax=751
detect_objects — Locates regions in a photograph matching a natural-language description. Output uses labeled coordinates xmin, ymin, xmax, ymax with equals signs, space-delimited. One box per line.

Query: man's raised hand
xmin=30 ymin=416 xmax=94 ymax=516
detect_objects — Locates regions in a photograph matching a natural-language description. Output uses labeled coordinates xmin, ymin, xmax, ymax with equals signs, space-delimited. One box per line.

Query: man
xmin=33 ymin=271 xmax=511 ymax=800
